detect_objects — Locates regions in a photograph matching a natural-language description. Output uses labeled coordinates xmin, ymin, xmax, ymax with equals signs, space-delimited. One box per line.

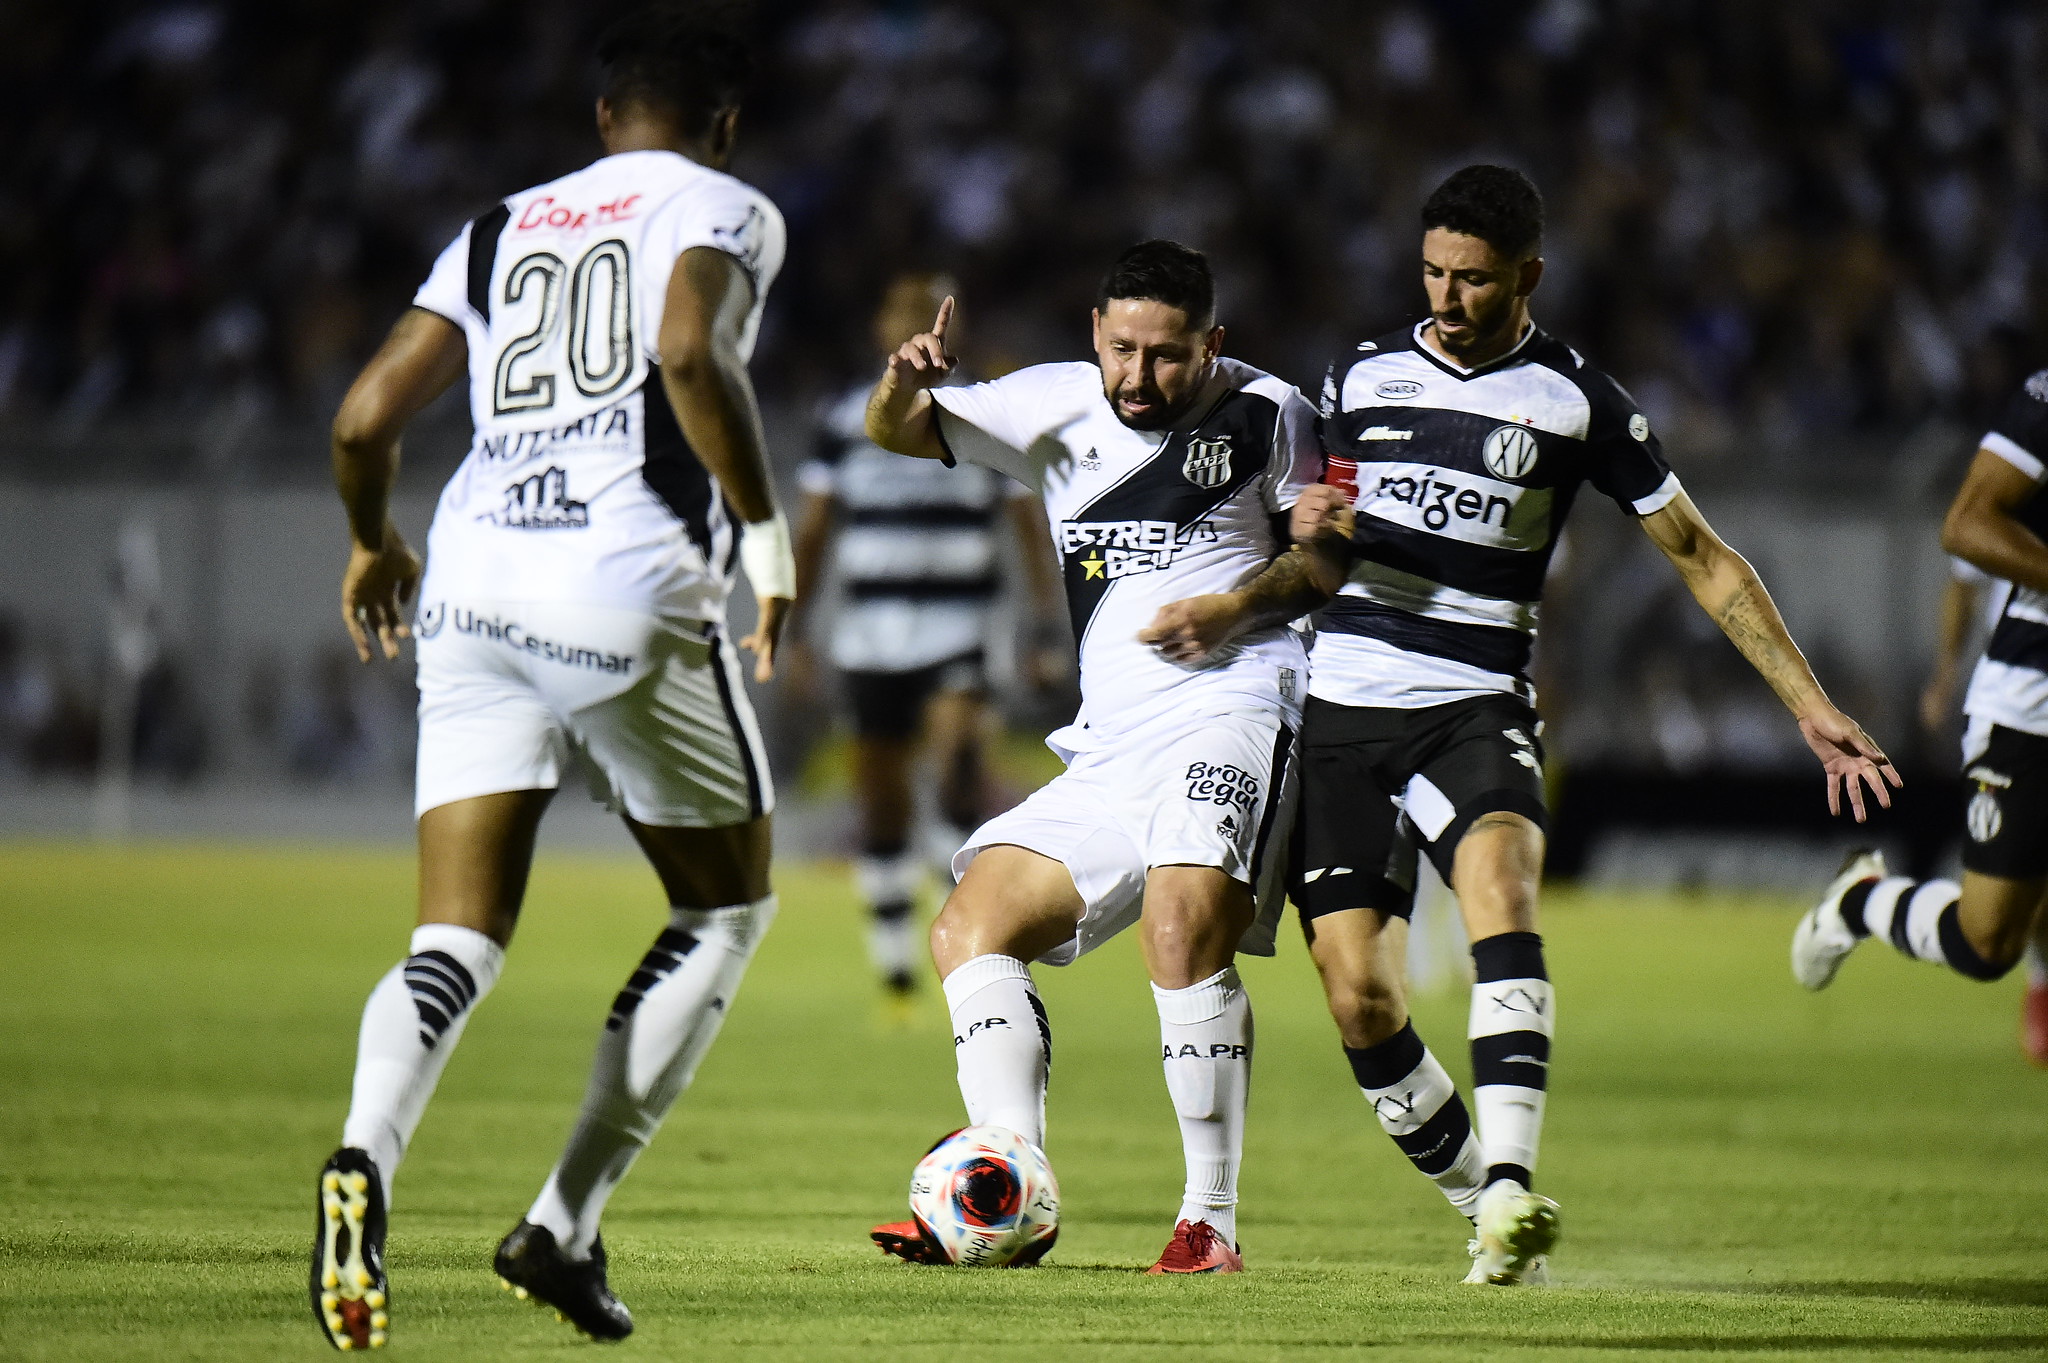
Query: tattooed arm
xmin=1138 ymin=542 xmax=1344 ymax=665
xmin=1639 ymin=489 xmax=1902 ymax=820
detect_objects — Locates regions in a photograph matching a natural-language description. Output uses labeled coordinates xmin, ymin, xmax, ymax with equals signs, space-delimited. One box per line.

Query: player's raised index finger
xmin=931 ymin=295 xmax=955 ymax=342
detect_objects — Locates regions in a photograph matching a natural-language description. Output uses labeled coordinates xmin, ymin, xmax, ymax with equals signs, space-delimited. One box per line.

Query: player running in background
xmin=862 ymin=241 xmax=1326 ymax=1273
xmin=311 ymin=9 xmax=791 ymax=1347
xmin=1155 ymin=165 xmax=1897 ymax=1284
xmin=1796 ymin=371 xmax=2048 ymax=1058
xmin=1914 ymin=554 xmax=2048 ymax=1062
xmin=792 ymin=273 xmax=1064 ymax=1004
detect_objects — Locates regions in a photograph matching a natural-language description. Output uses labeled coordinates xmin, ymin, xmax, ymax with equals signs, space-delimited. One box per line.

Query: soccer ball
xmin=906 ymin=1124 xmax=1059 ymax=1267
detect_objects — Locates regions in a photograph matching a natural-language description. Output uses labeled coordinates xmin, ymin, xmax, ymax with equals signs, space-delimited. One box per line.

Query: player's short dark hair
xmin=596 ymin=3 xmax=754 ymax=136
xmin=1422 ymin=166 xmax=1544 ymax=260
xmin=1096 ymin=240 xmax=1216 ymax=329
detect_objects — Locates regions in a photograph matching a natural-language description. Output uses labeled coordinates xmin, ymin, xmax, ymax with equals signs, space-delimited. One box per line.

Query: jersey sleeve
xmin=1983 ymin=371 xmax=2048 ymax=481
xmin=1582 ymin=373 xmax=1679 ymax=515
xmin=929 ymin=366 xmax=1067 ymax=488
xmin=1262 ymin=386 xmax=1324 ymax=512
xmin=636 ymin=177 xmax=787 ymax=351
xmin=411 ymin=224 xmax=473 ymax=325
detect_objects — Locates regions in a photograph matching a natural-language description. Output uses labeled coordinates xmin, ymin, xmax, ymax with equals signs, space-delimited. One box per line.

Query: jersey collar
xmin=1410 ymin=319 xmax=1539 ymax=381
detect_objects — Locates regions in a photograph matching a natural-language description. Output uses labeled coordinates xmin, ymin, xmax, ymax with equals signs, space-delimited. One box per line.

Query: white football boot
xmin=1791 ymin=849 xmax=1886 ymax=991
xmin=1463 ymin=1181 xmax=1559 ymax=1285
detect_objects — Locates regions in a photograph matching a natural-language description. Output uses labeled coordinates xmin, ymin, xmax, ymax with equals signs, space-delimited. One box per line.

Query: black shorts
xmin=842 ymin=651 xmax=987 ymax=741
xmin=1289 ymin=693 xmax=1548 ymax=922
xmin=1961 ymin=722 xmax=2048 ymax=880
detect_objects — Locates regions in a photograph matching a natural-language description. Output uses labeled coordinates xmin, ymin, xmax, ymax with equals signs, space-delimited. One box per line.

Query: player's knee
xmin=929 ymin=890 xmax=1023 ymax=975
xmin=1140 ymin=883 xmax=1250 ymax=973
xmin=1970 ymin=924 xmax=2029 ymax=978
xmin=1321 ymin=968 xmax=1406 ymax=1048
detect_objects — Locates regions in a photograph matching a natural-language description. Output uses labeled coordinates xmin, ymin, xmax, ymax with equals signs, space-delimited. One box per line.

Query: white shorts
xmin=952 ymin=703 xmax=1298 ymax=966
xmin=413 ymin=598 xmax=773 ymax=827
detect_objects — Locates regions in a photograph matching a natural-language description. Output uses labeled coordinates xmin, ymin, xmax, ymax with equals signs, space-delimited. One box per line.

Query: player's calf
xmin=1346 ymin=1021 xmax=1486 ymax=1220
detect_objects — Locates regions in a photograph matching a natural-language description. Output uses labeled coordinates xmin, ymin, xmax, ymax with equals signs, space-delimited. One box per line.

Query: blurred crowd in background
xmin=6 ymin=0 xmax=2046 ymax=453
xmin=1 ymin=0 xmax=2038 ymax=804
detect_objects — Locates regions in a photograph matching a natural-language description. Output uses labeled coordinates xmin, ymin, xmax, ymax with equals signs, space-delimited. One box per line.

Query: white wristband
xmin=738 ymin=510 xmax=796 ymax=600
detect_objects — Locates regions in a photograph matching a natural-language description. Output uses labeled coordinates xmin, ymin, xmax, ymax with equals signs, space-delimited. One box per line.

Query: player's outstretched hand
xmin=1139 ymin=592 xmax=1249 ymax=666
xmin=742 ymin=595 xmax=793 ymax=683
xmin=1291 ymin=484 xmax=1355 ymax=545
xmin=341 ymin=528 xmax=422 ymax=663
xmin=884 ymin=296 xmax=956 ymax=391
xmin=1797 ymin=704 xmax=1903 ymax=822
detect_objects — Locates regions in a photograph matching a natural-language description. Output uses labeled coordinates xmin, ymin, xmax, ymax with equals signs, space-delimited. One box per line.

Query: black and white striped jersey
xmin=1962 ymin=371 xmax=2048 ymax=736
xmin=798 ymin=381 xmax=1028 ymax=673
xmin=411 ymin=149 xmax=785 ymax=619
xmin=1311 ymin=321 xmax=1678 ymax=709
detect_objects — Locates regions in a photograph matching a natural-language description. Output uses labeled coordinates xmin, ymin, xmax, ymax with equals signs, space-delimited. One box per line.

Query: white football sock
xmin=941 ymin=954 xmax=1048 ymax=1148
xmin=1154 ymin=967 xmax=1252 ymax=1244
xmin=341 ymin=923 xmax=505 ymax=1206
xmin=526 ymin=898 xmax=776 ymax=1259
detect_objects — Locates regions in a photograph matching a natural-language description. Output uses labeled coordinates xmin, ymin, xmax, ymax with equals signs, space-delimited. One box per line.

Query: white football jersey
xmin=411 ymin=149 xmax=785 ymax=618
xmin=931 ymin=357 xmax=1318 ymax=749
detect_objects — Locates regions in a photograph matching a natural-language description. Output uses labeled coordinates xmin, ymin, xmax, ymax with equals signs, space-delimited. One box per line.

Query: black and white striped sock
xmin=1344 ymin=1022 xmax=1485 ymax=1220
xmin=1840 ymin=876 xmax=2008 ymax=981
xmin=856 ymin=846 xmax=922 ymax=985
xmin=1468 ymin=932 xmax=1552 ymax=1190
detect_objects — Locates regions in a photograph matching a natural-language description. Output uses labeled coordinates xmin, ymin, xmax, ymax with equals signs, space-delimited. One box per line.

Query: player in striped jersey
xmin=1796 ymin=371 xmax=2048 ymax=1049
xmin=1163 ymin=166 xmax=1897 ymax=1284
xmin=793 ymin=273 xmax=1063 ymax=1003
xmin=1912 ymin=554 xmax=2048 ymax=1063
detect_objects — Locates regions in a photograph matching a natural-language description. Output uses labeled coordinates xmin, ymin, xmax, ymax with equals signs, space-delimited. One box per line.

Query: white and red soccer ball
xmin=907 ymin=1124 xmax=1059 ymax=1266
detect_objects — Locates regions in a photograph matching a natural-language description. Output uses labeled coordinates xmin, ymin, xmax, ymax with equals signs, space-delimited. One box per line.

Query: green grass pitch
xmin=2 ymin=842 xmax=2045 ymax=1361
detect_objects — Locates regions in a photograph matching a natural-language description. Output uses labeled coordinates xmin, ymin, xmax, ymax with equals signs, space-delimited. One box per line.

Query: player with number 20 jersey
xmin=310 ymin=11 xmax=797 ymax=1350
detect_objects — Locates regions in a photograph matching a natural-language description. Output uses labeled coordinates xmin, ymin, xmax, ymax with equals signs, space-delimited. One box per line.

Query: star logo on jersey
xmin=1182 ymin=436 xmax=1233 ymax=489
xmin=1483 ymin=424 xmax=1541 ymax=481
xmin=1082 ymin=553 xmax=1105 ymax=579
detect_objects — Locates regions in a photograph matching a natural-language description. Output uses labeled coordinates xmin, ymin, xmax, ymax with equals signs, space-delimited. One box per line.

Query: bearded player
xmin=1154 ymin=165 xmax=1898 ymax=1284
xmin=863 ymin=240 xmax=1327 ymax=1272
xmin=310 ymin=9 xmax=792 ymax=1346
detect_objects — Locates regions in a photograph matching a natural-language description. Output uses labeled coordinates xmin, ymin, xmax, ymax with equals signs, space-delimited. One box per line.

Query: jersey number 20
xmin=492 ymin=240 xmax=634 ymax=415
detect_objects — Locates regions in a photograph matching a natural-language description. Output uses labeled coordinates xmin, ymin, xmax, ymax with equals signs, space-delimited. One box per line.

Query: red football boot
xmin=870 ymin=1220 xmax=950 ymax=1265
xmin=2022 ymin=980 xmax=2048 ymax=1069
xmin=1146 ymin=1219 xmax=1243 ymax=1274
